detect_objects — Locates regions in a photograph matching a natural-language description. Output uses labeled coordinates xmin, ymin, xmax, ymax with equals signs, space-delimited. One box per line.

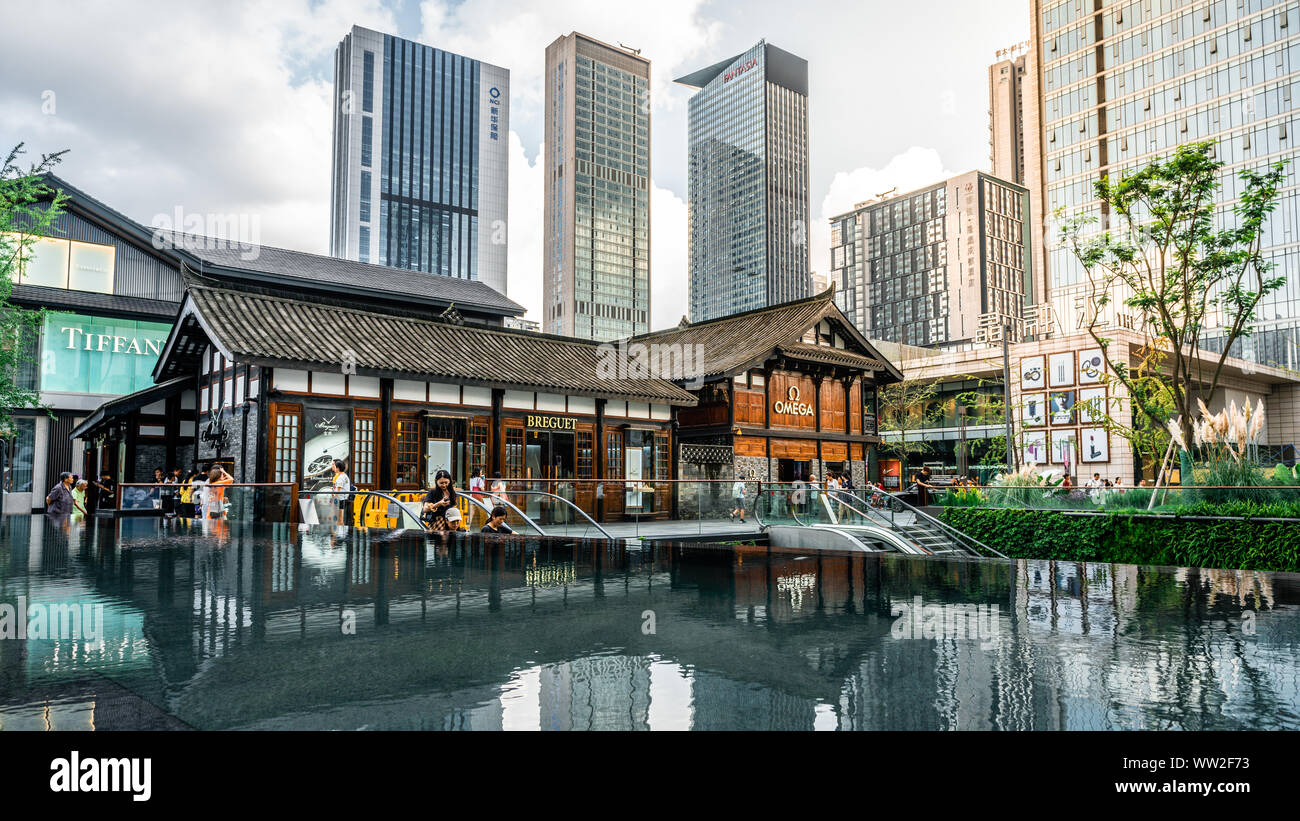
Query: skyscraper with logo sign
xmin=678 ymin=40 xmax=811 ymax=323
xmin=330 ymin=26 xmax=509 ymax=295
xmin=543 ymin=32 xmax=651 ymax=340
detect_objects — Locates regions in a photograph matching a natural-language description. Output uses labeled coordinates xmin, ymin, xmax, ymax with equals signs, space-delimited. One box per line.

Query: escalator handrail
xmin=841 ymin=489 xmax=1006 ymax=559
xmin=821 ymin=492 xmax=937 ymax=551
xmin=310 ymin=489 xmax=548 ymax=536
xmin=474 ymin=489 xmax=614 ymax=540
xmin=454 ymin=491 xmax=549 ymax=536
xmin=304 ymin=489 xmax=424 ymax=530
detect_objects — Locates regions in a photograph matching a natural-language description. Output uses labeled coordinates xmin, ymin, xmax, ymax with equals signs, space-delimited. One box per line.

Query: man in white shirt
xmin=730 ymin=475 xmax=748 ymax=524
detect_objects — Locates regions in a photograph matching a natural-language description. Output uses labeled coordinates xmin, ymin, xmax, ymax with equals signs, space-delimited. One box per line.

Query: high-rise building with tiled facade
xmin=330 ymin=26 xmax=509 ymax=295
xmin=543 ymin=32 xmax=651 ymax=340
xmin=829 ymin=170 xmax=1033 ymax=351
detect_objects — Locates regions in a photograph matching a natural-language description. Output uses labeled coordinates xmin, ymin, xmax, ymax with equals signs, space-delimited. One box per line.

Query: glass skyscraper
xmin=543 ymin=32 xmax=651 ymax=340
xmin=330 ymin=26 xmax=509 ymax=295
xmin=1032 ymin=0 xmax=1300 ymax=366
xmin=677 ymin=41 xmax=811 ymax=323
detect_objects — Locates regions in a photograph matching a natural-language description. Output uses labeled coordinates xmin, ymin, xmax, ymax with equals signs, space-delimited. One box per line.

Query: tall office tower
xmin=543 ymin=32 xmax=651 ymax=340
xmin=828 ymin=171 xmax=1032 ymax=349
xmin=677 ymin=40 xmax=811 ymax=323
xmin=330 ymin=26 xmax=509 ymax=295
xmin=989 ymin=48 xmax=1031 ymax=184
xmin=1030 ymin=0 xmax=1300 ymax=365
xmin=989 ymin=43 xmax=1047 ymax=321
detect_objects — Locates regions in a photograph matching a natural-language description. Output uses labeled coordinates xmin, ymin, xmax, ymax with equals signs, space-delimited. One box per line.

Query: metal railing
xmin=465 ymin=489 xmax=611 ymax=539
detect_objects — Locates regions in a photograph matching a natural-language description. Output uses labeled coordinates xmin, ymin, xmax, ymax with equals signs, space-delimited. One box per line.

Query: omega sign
xmin=773 ymin=385 xmax=814 ymax=417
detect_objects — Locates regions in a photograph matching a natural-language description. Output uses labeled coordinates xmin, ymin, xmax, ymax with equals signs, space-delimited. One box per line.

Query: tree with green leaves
xmin=1060 ymin=140 xmax=1288 ymax=451
xmin=876 ymin=375 xmax=946 ymax=466
xmin=1 ymin=144 xmax=68 ymax=439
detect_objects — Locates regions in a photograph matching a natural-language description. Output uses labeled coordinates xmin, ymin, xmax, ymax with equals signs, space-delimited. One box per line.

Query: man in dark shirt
xmin=93 ymin=471 xmax=117 ymax=510
xmin=45 ymin=472 xmax=75 ymax=515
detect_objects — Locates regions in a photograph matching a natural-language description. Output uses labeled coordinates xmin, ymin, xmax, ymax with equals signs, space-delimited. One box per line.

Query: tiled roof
xmin=630 ymin=290 xmax=903 ymax=382
xmin=183 ymin=285 xmax=696 ymax=404
xmin=11 ymin=284 xmax=178 ymax=320
xmin=774 ymin=342 xmax=889 ymax=372
xmin=154 ymin=230 xmax=524 ymax=316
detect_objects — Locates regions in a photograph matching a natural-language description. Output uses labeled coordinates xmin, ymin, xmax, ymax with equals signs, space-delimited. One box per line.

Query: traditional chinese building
xmin=635 ymin=288 xmax=902 ymax=512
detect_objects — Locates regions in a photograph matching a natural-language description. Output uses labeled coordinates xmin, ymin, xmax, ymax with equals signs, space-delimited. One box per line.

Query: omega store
xmin=100 ymin=280 xmax=694 ymax=522
xmin=635 ymin=290 xmax=903 ymax=501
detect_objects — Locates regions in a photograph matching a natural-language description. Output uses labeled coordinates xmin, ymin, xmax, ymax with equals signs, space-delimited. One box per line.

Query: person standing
xmin=730 ymin=474 xmax=748 ymax=524
xmin=913 ymin=466 xmax=934 ymax=507
xmin=329 ymin=459 xmax=353 ymax=526
xmin=206 ymin=465 xmax=234 ymax=518
xmin=93 ymin=471 xmax=117 ymax=511
xmin=45 ymin=472 xmax=75 ymax=516
xmin=466 ymin=469 xmax=486 ymax=526
xmin=488 ymin=473 xmax=507 ymax=507
xmin=71 ymin=479 xmax=89 ymax=518
xmin=189 ymin=469 xmax=208 ymax=519
xmin=422 ymin=469 xmax=460 ymax=532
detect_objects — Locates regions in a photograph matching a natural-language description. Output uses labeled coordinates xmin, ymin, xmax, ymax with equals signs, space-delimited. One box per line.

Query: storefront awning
xmin=69 ymin=376 xmax=191 ymax=441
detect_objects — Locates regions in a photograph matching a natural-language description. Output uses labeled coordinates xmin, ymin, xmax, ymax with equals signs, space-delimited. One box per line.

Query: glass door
xmin=525 ymin=430 xmax=575 ymax=520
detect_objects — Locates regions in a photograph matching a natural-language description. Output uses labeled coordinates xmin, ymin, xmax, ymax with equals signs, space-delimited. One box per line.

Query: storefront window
xmin=425 ymin=417 xmax=467 ymax=488
xmin=504 ymin=427 xmax=524 ymax=479
xmin=469 ymin=422 xmax=489 ymax=481
xmin=302 ymin=408 xmax=349 ymax=492
xmin=271 ymin=408 xmax=301 ymax=483
xmin=352 ymin=411 xmax=377 ymax=486
xmin=625 ymin=430 xmax=660 ymax=513
xmin=3 ymin=418 xmax=35 ymax=493
xmin=394 ymin=416 xmax=421 ymax=488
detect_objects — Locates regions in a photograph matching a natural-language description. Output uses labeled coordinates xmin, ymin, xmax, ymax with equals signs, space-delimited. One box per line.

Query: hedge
xmin=942 ymin=507 xmax=1300 ymax=572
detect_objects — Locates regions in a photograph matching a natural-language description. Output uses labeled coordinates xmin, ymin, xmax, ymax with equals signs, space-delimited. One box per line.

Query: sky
xmin=0 ymin=0 xmax=1028 ymax=329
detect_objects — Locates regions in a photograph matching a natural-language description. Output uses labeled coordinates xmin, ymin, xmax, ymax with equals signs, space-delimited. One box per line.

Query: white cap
xmin=445 ymin=507 xmax=462 ymax=522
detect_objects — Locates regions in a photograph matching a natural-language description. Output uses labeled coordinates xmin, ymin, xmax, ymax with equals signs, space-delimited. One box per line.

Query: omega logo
xmin=773 ymin=385 xmax=814 ymax=417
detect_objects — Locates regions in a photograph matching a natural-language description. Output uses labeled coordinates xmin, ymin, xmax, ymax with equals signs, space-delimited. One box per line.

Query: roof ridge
xmin=190 ymin=281 xmax=603 ymax=350
xmin=632 ymin=288 xmax=834 ymax=340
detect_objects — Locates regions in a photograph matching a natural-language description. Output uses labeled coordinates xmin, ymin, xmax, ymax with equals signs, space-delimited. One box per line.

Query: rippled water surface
xmin=1 ymin=515 xmax=1298 ymax=730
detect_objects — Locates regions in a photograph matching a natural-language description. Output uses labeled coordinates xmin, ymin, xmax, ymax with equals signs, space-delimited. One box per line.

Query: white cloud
xmin=0 ymin=0 xmax=398 ymax=253
xmin=649 ymin=185 xmax=688 ymax=330
xmin=418 ymin=0 xmax=720 ymax=124
xmin=811 ymin=146 xmax=958 ymax=278
xmin=505 ymin=131 xmax=543 ymax=316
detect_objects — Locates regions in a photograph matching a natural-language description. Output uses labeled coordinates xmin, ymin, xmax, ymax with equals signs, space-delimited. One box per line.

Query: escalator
xmin=754 ymin=486 xmax=1005 ymax=559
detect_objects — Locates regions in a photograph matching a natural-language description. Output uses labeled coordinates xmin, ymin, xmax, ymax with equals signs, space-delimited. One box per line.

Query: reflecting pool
xmin=1 ymin=515 xmax=1297 ymax=730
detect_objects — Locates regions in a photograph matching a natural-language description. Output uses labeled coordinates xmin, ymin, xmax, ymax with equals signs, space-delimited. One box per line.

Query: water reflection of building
xmin=539 ymin=655 xmax=652 ymax=731
xmin=4 ymin=518 xmax=1300 ymax=730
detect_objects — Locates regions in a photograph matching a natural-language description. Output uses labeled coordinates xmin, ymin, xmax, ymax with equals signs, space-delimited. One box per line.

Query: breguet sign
xmin=773 ymin=385 xmax=814 ymax=417
xmin=527 ymin=414 xmax=577 ymax=431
